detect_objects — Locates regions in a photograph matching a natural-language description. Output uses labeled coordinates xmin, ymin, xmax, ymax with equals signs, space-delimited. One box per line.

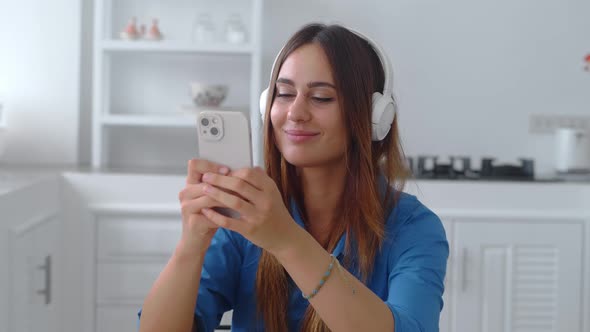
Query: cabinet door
xmin=452 ymin=220 xmax=582 ymax=332
xmin=439 ymin=219 xmax=452 ymax=332
xmin=11 ymin=216 xmax=60 ymax=332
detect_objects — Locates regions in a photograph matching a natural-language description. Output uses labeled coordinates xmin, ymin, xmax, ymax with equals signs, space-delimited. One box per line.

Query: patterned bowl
xmin=189 ymin=83 xmax=228 ymax=107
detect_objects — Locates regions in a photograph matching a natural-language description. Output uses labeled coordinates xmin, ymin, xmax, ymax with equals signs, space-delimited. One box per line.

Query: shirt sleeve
xmin=137 ymin=228 xmax=243 ymax=332
xmin=385 ymin=203 xmax=449 ymax=332
xmin=193 ymin=228 xmax=243 ymax=331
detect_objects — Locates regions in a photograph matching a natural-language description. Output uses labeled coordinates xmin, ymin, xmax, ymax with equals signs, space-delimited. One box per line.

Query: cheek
xmin=269 ymin=105 xmax=285 ymax=128
xmin=320 ymin=109 xmax=347 ymax=139
xmin=269 ymin=106 xmax=284 ymax=143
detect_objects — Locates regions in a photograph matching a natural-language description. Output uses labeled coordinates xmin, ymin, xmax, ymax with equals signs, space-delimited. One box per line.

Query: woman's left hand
xmin=200 ymin=167 xmax=297 ymax=253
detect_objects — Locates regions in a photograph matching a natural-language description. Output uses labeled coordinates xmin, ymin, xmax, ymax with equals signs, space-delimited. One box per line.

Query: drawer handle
xmin=36 ymin=255 xmax=52 ymax=305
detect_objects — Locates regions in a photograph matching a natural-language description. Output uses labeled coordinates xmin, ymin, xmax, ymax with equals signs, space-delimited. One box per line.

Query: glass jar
xmin=224 ymin=14 xmax=247 ymax=44
xmin=192 ymin=13 xmax=216 ymax=43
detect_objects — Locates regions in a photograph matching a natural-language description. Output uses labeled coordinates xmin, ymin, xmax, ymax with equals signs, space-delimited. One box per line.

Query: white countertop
xmin=0 ymin=170 xmax=57 ymax=196
xmin=0 ymin=164 xmax=186 ymax=196
xmin=1 ymin=164 xmax=589 ymax=213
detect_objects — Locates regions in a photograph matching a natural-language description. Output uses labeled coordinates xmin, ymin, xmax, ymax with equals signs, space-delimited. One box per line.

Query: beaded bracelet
xmin=302 ymin=254 xmax=336 ymax=300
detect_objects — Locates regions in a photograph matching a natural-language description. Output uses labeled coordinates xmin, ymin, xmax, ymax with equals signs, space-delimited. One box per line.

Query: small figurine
xmin=120 ymin=17 xmax=140 ymax=40
xmin=584 ymin=54 xmax=590 ymax=72
xmin=145 ymin=18 xmax=163 ymax=40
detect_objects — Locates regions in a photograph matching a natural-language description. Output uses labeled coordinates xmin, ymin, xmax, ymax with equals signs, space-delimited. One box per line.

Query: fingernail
xmin=219 ymin=167 xmax=229 ymax=175
xmin=202 ymin=173 xmax=211 ymax=181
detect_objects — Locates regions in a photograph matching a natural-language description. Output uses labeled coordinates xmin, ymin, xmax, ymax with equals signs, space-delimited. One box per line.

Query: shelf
xmin=92 ymin=0 xmax=264 ymax=169
xmin=101 ymin=113 xmax=197 ymax=128
xmin=101 ymin=40 xmax=254 ymax=55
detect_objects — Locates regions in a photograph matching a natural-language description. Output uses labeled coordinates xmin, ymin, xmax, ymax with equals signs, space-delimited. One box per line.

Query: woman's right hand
xmin=177 ymin=159 xmax=230 ymax=255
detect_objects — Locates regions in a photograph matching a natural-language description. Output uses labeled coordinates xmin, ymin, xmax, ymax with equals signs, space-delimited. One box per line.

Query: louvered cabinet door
xmin=451 ymin=220 xmax=582 ymax=332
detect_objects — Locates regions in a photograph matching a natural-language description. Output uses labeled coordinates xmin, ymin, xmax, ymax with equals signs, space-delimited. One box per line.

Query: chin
xmin=285 ymin=157 xmax=324 ymax=168
xmin=281 ymin=148 xmax=344 ymax=169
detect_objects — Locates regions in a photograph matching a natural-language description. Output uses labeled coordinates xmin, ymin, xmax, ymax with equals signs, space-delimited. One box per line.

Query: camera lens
xmin=200 ymin=118 xmax=210 ymax=126
xmin=210 ymin=127 xmax=219 ymax=136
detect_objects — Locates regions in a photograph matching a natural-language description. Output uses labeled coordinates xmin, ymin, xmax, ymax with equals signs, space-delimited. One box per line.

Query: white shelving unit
xmin=92 ymin=0 xmax=263 ymax=171
xmin=101 ymin=40 xmax=255 ymax=54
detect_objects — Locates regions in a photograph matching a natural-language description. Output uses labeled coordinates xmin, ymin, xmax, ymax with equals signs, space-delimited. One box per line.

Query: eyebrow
xmin=276 ymin=77 xmax=336 ymax=89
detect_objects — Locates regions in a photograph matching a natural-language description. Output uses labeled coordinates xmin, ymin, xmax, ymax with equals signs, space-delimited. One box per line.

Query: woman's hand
xmin=200 ymin=167 xmax=297 ymax=254
xmin=177 ymin=159 xmax=230 ymax=254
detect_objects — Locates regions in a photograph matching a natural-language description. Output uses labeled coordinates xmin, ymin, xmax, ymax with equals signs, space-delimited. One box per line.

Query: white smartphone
xmin=197 ymin=110 xmax=253 ymax=218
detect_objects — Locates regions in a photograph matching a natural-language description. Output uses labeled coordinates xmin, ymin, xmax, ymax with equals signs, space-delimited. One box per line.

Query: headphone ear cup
xmin=259 ymin=88 xmax=269 ymax=123
xmin=371 ymin=92 xmax=395 ymax=141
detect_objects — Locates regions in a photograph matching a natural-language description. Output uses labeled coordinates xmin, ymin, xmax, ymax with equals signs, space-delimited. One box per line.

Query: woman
xmin=139 ymin=23 xmax=448 ymax=332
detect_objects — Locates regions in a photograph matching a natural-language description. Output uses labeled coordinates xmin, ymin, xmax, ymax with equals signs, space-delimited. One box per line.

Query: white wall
xmin=0 ymin=0 xmax=81 ymax=166
xmin=4 ymin=0 xmax=590 ymax=175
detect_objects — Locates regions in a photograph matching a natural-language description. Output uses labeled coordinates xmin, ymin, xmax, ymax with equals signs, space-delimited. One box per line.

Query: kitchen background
xmin=1 ymin=0 xmax=589 ymax=174
xmin=1 ymin=1 xmax=590 ymax=332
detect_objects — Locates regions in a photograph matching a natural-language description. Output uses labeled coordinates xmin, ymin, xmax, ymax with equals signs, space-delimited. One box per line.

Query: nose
xmin=287 ymin=94 xmax=311 ymax=123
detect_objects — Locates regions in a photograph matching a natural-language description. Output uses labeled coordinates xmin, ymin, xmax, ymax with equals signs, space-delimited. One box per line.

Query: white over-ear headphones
xmin=259 ymin=26 xmax=397 ymax=141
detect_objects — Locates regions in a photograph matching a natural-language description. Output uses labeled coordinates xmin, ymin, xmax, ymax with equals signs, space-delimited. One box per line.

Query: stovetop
xmin=407 ymin=156 xmax=536 ymax=181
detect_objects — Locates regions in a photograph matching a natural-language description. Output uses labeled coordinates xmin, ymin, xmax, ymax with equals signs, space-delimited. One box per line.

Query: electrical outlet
xmin=529 ymin=114 xmax=590 ymax=134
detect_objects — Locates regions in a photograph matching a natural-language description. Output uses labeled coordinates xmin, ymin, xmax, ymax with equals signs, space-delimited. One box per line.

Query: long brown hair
xmin=257 ymin=23 xmax=410 ymax=332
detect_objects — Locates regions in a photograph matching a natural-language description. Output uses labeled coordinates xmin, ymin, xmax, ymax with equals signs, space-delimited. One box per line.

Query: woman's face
xmin=270 ymin=43 xmax=347 ymax=168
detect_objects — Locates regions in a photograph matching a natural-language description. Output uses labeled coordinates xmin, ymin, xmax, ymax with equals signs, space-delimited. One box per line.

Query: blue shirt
xmin=139 ymin=190 xmax=448 ymax=332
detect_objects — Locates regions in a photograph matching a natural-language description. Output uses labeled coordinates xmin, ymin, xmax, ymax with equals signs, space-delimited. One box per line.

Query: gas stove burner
xmin=407 ymin=156 xmax=535 ymax=181
xmin=480 ymin=158 xmax=534 ymax=179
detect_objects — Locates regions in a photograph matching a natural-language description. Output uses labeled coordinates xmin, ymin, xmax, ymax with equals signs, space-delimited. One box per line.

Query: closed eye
xmin=275 ymin=94 xmax=334 ymax=103
xmin=313 ymin=97 xmax=334 ymax=103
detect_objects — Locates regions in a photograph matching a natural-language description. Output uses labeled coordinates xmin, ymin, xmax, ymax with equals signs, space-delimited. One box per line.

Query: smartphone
xmin=197 ymin=110 xmax=253 ymax=218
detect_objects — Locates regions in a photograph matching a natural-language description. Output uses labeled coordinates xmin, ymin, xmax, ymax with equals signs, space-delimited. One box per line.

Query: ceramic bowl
xmin=189 ymin=83 xmax=228 ymax=107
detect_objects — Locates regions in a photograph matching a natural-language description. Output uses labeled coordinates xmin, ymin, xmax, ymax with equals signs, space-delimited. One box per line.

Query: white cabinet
xmin=60 ymin=173 xmax=589 ymax=332
xmin=10 ymin=216 xmax=61 ymax=332
xmin=88 ymin=213 xmax=181 ymax=332
xmin=447 ymin=218 xmax=583 ymax=332
xmin=0 ymin=173 xmax=62 ymax=332
xmin=85 ymin=211 xmax=232 ymax=332
xmin=91 ymin=0 xmax=264 ymax=170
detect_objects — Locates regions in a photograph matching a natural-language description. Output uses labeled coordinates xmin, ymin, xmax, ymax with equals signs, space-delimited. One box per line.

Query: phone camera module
xmin=210 ymin=127 xmax=219 ymax=136
xmin=200 ymin=118 xmax=210 ymax=127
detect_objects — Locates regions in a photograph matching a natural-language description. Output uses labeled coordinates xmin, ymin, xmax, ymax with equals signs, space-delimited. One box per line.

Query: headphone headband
xmin=347 ymin=28 xmax=394 ymax=101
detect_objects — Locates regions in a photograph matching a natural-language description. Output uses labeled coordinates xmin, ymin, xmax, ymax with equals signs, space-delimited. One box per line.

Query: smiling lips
xmin=284 ymin=129 xmax=320 ymax=143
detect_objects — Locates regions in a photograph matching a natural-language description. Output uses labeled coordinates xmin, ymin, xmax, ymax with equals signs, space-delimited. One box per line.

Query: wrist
xmin=175 ymin=235 xmax=212 ymax=261
xmin=170 ymin=241 xmax=208 ymax=277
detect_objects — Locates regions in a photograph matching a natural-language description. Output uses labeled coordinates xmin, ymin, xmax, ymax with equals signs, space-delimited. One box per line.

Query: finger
xmin=201 ymin=207 xmax=247 ymax=234
xmin=187 ymin=159 xmax=230 ymax=185
xmin=181 ymin=195 xmax=223 ymax=215
xmin=201 ymin=173 xmax=260 ymax=204
xmin=203 ymin=183 xmax=257 ymax=216
xmin=228 ymin=167 xmax=268 ymax=191
xmin=179 ymin=183 xmax=208 ymax=202
xmin=180 ymin=180 xmax=243 ymax=202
